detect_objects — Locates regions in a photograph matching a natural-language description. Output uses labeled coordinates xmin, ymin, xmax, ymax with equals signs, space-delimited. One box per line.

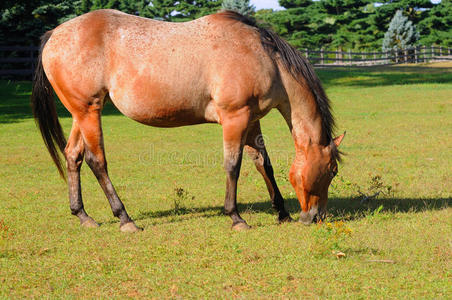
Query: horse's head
xmin=289 ymin=133 xmax=345 ymax=224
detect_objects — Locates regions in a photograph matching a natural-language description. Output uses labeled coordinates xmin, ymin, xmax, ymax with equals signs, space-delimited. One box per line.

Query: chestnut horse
xmin=31 ymin=9 xmax=344 ymax=232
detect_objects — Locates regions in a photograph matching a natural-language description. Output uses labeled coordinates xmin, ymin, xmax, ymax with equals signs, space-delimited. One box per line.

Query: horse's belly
xmin=130 ymin=107 xmax=211 ymax=127
xmin=108 ymin=90 xmax=218 ymax=127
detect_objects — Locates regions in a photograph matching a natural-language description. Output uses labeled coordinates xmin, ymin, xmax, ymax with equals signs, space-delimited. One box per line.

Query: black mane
xmin=220 ymin=10 xmax=339 ymax=160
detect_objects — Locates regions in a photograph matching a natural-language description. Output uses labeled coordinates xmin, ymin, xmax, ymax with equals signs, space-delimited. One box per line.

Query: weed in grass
xmin=0 ymin=220 xmax=12 ymax=240
xmin=357 ymin=175 xmax=395 ymax=204
xmin=0 ymin=219 xmax=14 ymax=258
xmin=310 ymin=221 xmax=352 ymax=258
xmin=332 ymin=174 xmax=395 ymax=204
xmin=171 ymin=187 xmax=195 ymax=215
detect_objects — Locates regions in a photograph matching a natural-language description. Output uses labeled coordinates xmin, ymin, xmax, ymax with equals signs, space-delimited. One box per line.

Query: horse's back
xmin=42 ymin=9 xmax=279 ymax=126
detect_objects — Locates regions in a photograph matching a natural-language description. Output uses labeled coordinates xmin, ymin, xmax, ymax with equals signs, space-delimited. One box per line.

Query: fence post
xmin=405 ymin=48 xmax=408 ymax=63
xmin=320 ymin=48 xmax=324 ymax=65
xmin=348 ymin=49 xmax=352 ymax=66
xmin=439 ymin=46 xmax=442 ymax=56
xmin=414 ymin=47 xmax=417 ymax=63
xmin=423 ymin=46 xmax=426 ymax=63
xmin=431 ymin=45 xmax=434 ymax=59
xmin=305 ymin=48 xmax=309 ymax=59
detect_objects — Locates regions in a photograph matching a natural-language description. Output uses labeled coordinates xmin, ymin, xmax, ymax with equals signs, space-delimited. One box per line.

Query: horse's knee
xmin=224 ymin=152 xmax=242 ymax=174
xmin=64 ymin=148 xmax=83 ymax=172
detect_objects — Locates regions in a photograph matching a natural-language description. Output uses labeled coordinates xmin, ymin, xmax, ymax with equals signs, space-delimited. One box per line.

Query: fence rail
xmin=0 ymin=46 xmax=39 ymax=79
xmin=306 ymin=46 xmax=452 ymax=67
xmin=0 ymin=45 xmax=451 ymax=79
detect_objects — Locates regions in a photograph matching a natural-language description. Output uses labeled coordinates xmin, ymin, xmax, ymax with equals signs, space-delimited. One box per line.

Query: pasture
xmin=1 ymin=63 xmax=451 ymax=298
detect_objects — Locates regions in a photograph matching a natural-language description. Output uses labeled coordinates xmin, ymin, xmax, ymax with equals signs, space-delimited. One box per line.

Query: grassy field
xmin=0 ymin=62 xmax=451 ymax=298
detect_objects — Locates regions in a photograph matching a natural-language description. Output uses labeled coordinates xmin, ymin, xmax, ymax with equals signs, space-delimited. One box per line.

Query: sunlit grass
xmin=0 ymin=62 xmax=451 ymax=298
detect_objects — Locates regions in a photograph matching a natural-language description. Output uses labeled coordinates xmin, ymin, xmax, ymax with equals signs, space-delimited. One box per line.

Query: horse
xmin=31 ymin=9 xmax=345 ymax=232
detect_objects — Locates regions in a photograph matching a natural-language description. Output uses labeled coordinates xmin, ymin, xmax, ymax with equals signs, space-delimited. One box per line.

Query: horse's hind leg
xmin=244 ymin=121 xmax=292 ymax=223
xmin=221 ymin=108 xmax=251 ymax=231
xmin=65 ymin=120 xmax=98 ymax=227
xmin=77 ymin=109 xmax=141 ymax=233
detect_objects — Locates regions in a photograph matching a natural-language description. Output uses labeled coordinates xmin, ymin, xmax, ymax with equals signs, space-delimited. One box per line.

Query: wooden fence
xmin=306 ymin=46 xmax=452 ymax=67
xmin=0 ymin=46 xmax=39 ymax=79
xmin=0 ymin=45 xmax=451 ymax=80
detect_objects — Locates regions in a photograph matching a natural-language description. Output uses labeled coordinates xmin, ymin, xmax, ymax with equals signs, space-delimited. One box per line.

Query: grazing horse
xmin=31 ymin=9 xmax=344 ymax=232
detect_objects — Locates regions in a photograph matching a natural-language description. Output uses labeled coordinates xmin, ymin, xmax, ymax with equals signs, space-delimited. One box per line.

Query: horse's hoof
xmin=120 ymin=222 xmax=142 ymax=233
xmin=279 ymin=215 xmax=293 ymax=223
xmin=231 ymin=222 xmax=251 ymax=231
xmin=81 ymin=218 xmax=99 ymax=228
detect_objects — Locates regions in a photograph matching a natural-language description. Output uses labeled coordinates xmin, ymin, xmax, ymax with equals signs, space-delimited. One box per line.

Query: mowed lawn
xmin=0 ymin=62 xmax=451 ymax=298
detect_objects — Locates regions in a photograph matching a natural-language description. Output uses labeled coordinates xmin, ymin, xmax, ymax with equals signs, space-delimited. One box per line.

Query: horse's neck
xmin=278 ymin=79 xmax=325 ymax=155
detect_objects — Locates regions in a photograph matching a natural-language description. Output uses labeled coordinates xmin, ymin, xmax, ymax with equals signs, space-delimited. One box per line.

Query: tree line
xmin=1 ymin=0 xmax=450 ymax=50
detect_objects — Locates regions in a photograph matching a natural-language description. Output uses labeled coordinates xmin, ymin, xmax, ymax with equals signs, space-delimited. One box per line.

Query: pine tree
xmin=139 ymin=0 xmax=221 ymax=21
xmin=382 ymin=10 xmax=419 ymax=51
xmin=316 ymin=0 xmax=373 ymax=50
xmin=418 ymin=0 xmax=452 ymax=47
xmin=0 ymin=0 xmax=78 ymax=45
xmin=370 ymin=0 xmax=432 ymax=49
xmin=76 ymin=0 xmax=140 ymax=15
xmin=256 ymin=0 xmax=318 ymax=49
xmin=221 ymin=0 xmax=255 ymax=16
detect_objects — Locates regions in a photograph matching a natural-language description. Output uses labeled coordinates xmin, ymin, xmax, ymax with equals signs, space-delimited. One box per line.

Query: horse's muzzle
xmin=299 ymin=206 xmax=326 ymax=225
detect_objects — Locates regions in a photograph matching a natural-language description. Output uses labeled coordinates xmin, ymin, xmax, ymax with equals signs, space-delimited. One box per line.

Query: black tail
xmin=31 ymin=30 xmax=67 ymax=179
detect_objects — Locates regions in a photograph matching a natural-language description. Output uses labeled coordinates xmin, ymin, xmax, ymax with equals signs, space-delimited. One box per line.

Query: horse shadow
xmin=132 ymin=196 xmax=451 ymax=225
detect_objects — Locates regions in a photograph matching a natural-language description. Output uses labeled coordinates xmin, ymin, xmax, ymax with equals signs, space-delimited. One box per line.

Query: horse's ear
xmin=333 ymin=131 xmax=346 ymax=148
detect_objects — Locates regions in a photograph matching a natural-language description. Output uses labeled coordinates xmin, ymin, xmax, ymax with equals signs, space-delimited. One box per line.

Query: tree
xmin=0 ymin=0 xmax=77 ymax=45
xmin=76 ymin=0 xmax=140 ymax=15
xmin=259 ymin=0 xmax=374 ymax=50
xmin=418 ymin=0 xmax=452 ymax=47
xmin=1 ymin=0 xmax=450 ymax=49
xmin=255 ymin=1 xmax=320 ymax=48
xmin=279 ymin=0 xmax=312 ymax=9
xmin=315 ymin=0 xmax=374 ymax=50
xmin=382 ymin=10 xmax=419 ymax=51
xmin=368 ymin=0 xmax=433 ymax=49
xmin=221 ymin=0 xmax=255 ymax=15
xmin=139 ymin=0 xmax=221 ymax=21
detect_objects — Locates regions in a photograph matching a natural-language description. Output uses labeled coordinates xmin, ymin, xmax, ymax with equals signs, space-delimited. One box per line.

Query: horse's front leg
xmin=221 ymin=108 xmax=251 ymax=230
xmin=244 ymin=121 xmax=292 ymax=223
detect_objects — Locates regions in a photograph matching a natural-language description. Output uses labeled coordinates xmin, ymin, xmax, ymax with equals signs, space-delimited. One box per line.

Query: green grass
xmin=1 ymin=62 xmax=451 ymax=298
